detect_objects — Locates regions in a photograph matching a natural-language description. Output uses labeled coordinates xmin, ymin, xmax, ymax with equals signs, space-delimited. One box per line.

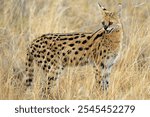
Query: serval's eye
xmin=109 ymin=21 xmax=113 ymax=25
xmin=102 ymin=21 xmax=105 ymax=26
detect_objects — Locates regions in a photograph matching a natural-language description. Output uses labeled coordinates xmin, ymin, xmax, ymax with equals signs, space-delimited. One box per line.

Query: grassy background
xmin=0 ymin=0 xmax=150 ymax=100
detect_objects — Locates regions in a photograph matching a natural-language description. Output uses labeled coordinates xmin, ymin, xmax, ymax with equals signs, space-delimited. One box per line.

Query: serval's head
xmin=98 ymin=3 xmax=122 ymax=30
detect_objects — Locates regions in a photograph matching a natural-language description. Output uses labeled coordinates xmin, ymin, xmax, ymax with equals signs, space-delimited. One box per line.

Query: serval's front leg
xmin=101 ymin=65 xmax=111 ymax=91
xmin=93 ymin=63 xmax=104 ymax=91
xmin=101 ymin=54 xmax=117 ymax=91
xmin=93 ymin=62 xmax=111 ymax=92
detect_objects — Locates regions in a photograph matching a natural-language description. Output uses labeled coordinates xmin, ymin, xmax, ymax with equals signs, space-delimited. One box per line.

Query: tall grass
xmin=0 ymin=0 xmax=150 ymax=99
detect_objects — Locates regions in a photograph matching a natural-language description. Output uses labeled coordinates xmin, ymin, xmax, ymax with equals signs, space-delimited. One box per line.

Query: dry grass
xmin=0 ymin=0 xmax=150 ymax=100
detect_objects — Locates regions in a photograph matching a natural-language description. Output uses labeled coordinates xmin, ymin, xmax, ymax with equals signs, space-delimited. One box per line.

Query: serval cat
xmin=24 ymin=4 xmax=123 ymax=97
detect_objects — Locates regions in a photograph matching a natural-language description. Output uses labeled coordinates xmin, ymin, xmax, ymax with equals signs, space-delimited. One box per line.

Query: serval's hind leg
xmin=41 ymin=65 xmax=64 ymax=99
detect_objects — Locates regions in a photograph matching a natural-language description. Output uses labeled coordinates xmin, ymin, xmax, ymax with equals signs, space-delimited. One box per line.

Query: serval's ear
xmin=98 ymin=2 xmax=109 ymax=17
xmin=117 ymin=3 xmax=122 ymax=17
xmin=98 ymin=2 xmax=107 ymax=11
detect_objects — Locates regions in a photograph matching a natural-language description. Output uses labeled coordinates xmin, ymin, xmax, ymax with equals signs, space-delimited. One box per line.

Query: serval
xmin=24 ymin=4 xmax=123 ymax=97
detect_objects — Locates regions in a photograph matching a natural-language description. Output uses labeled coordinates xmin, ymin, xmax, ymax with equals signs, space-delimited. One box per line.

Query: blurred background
xmin=0 ymin=0 xmax=150 ymax=99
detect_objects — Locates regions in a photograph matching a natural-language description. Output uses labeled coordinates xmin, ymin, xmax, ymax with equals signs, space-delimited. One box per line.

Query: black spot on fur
xmin=63 ymin=42 xmax=67 ymax=44
xmin=75 ymin=40 xmax=80 ymax=44
xmin=25 ymin=68 xmax=28 ymax=71
xmin=51 ymin=55 xmax=54 ymax=58
xmin=33 ymin=47 xmax=36 ymax=50
xmin=35 ymin=45 xmax=39 ymax=48
xmin=63 ymin=58 xmax=67 ymax=62
xmin=74 ymin=33 xmax=80 ymax=35
xmin=48 ymin=66 xmax=51 ymax=69
xmin=47 ymin=58 xmax=50 ymax=62
xmin=75 ymin=51 xmax=78 ymax=54
xmin=106 ymin=81 xmax=109 ymax=85
xmin=44 ymin=64 xmax=47 ymax=68
xmin=47 ymin=52 xmax=50 ymax=55
xmin=94 ymin=33 xmax=104 ymax=41
xmin=78 ymin=47 xmax=83 ymax=51
xmin=60 ymin=38 xmax=67 ymax=40
xmin=85 ymin=48 xmax=89 ymax=50
xmin=82 ymin=40 xmax=87 ymax=44
xmin=34 ymin=54 xmax=37 ymax=57
xmin=74 ymin=36 xmax=79 ymax=39
xmin=62 ymin=53 xmax=65 ymax=56
xmin=38 ymin=61 xmax=42 ymax=63
xmin=100 ymin=51 xmax=102 ymax=56
xmin=79 ymin=57 xmax=83 ymax=61
xmin=67 ymin=50 xmax=71 ymax=54
xmin=28 ymin=58 xmax=32 ymax=62
xmin=58 ymin=44 xmax=62 ymax=47
xmin=44 ymin=41 xmax=48 ymax=44
xmin=101 ymin=62 xmax=105 ymax=69
xmin=89 ymin=44 xmax=92 ymax=48
xmin=36 ymin=40 xmax=40 ymax=43
xmin=69 ymin=44 xmax=74 ymax=47
xmin=103 ymin=55 xmax=106 ymax=58
xmin=61 ymin=47 xmax=65 ymax=50
xmin=98 ymin=44 xmax=101 ymax=49
xmin=48 ymin=77 xmax=55 ymax=81
xmin=87 ymin=36 xmax=91 ymax=40
xmin=48 ymin=37 xmax=52 ymax=39
xmin=41 ymin=34 xmax=46 ymax=37
xmin=68 ymin=38 xmax=73 ymax=40
xmin=43 ymin=49 xmax=46 ymax=53
xmin=81 ymin=34 xmax=85 ymax=37
xmin=37 ymin=55 xmax=40 ymax=58
xmin=31 ymin=50 xmax=35 ymax=54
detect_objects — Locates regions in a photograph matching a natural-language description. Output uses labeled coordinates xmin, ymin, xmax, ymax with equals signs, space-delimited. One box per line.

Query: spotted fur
xmin=24 ymin=4 xmax=123 ymax=95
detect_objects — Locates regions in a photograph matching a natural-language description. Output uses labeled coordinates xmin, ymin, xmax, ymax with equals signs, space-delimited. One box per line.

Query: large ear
xmin=98 ymin=2 xmax=107 ymax=11
xmin=98 ymin=2 xmax=108 ymax=17
xmin=117 ymin=3 xmax=122 ymax=17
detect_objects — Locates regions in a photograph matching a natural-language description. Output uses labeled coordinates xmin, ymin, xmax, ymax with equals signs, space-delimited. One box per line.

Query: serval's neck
xmin=86 ymin=28 xmax=105 ymax=45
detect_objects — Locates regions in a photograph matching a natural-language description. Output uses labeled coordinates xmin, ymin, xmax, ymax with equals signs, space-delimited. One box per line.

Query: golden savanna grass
xmin=0 ymin=0 xmax=150 ymax=100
